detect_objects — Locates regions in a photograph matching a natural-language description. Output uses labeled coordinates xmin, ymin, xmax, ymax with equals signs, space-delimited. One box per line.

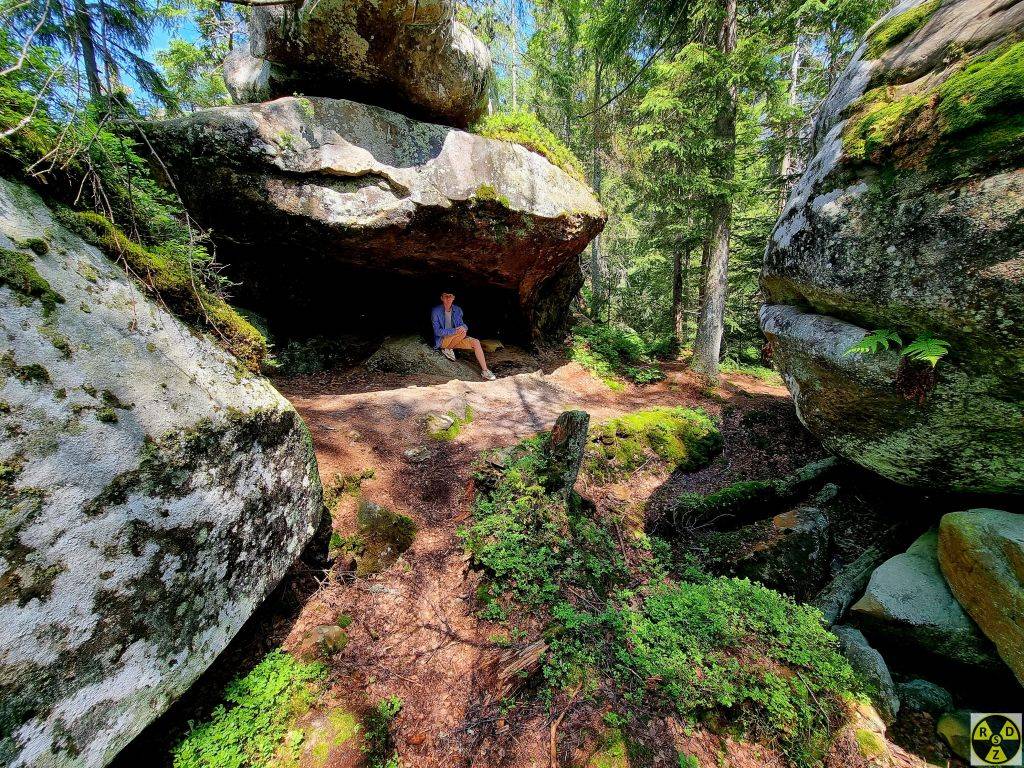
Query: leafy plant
xmin=361 ymin=695 xmax=403 ymax=768
xmin=570 ymin=323 xmax=665 ymax=388
xmin=901 ymin=333 xmax=950 ymax=367
xmin=843 ymin=328 xmax=902 ymax=356
xmin=172 ymin=650 xmax=326 ymax=768
xmin=843 ymin=328 xmax=950 ymax=368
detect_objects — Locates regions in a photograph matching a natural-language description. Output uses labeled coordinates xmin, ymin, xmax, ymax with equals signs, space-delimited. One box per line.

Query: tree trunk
xmin=589 ymin=59 xmax=603 ymax=318
xmin=672 ymin=247 xmax=684 ymax=347
xmin=73 ymin=0 xmax=103 ymax=100
xmin=778 ymin=34 xmax=802 ymax=213
xmin=691 ymin=0 xmax=737 ymax=382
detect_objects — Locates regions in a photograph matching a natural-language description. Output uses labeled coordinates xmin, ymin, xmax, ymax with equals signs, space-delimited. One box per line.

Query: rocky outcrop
xmin=850 ymin=530 xmax=1000 ymax=671
xmin=833 ymin=625 xmax=900 ymax=724
xmin=227 ymin=0 xmax=490 ymax=128
xmin=0 ymin=177 xmax=324 ymax=766
xmin=937 ymin=509 xmax=1024 ymax=685
xmin=365 ymin=336 xmax=481 ymax=381
xmin=146 ymin=97 xmax=605 ymax=342
xmin=760 ymin=0 xmax=1024 ymax=494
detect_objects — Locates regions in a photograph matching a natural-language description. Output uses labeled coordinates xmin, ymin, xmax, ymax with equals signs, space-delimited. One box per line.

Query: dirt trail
xmin=269 ymin=359 xmax=811 ymax=768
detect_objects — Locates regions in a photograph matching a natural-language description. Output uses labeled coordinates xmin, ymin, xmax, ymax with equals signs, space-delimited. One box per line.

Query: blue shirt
xmin=431 ymin=304 xmax=465 ymax=348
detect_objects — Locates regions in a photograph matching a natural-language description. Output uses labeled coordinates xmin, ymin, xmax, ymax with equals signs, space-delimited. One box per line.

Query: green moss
xmin=472 ymin=183 xmax=511 ymax=208
xmin=0 ymin=353 xmax=51 ymax=385
xmin=16 ymin=237 xmax=49 ymax=256
xmin=0 ymin=246 xmax=64 ymax=316
xmin=855 ymin=728 xmax=886 ymax=758
xmin=843 ymin=40 xmax=1024 ymax=171
xmin=95 ymin=407 xmax=118 ymax=424
xmin=429 ymin=406 xmax=474 ymax=440
xmin=571 ymin=323 xmax=665 ymax=387
xmin=172 ymin=650 xmax=326 ymax=768
xmin=322 ymin=469 xmax=374 ymax=509
xmin=352 ymin=501 xmax=416 ymax=576
xmin=586 ymin=407 xmax=722 ymax=481
xmin=589 ymin=728 xmax=629 ymax=767
xmin=360 ymin=696 xmax=402 ymax=768
xmin=865 ymin=0 xmax=940 ymax=58
xmin=57 ymin=209 xmax=268 ymax=372
xmin=473 ymin=111 xmax=587 ymax=182
xmin=40 ymin=325 xmax=71 ymax=357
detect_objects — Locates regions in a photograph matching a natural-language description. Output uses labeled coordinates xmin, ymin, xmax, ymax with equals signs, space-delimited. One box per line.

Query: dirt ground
xmin=115 ymin=354 xmax=827 ymax=768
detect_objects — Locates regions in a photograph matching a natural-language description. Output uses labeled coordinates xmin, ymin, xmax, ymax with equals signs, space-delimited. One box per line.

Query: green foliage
xmin=58 ymin=209 xmax=268 ymax=372
xmin=901 ymin=333 xmax=950 ymax=367
xmin=843 ymin=328 xmax=902 ymax=356
xmin=172 ymin=650 xmax=326 ymax=768
xmin=275 ymin=336 xmax=359 ymax=374
xmin=473 ymin=111 xmax=586 ymax=182
xmin=617 ymin=579 xmax=857 ymax=764
xmin=570 ymin=323 xmax=665 ymax=387
xmin=719 ymin=359 xmax=782 ymax=384
xmin=361 ymin=696 xmax=403 ymax=768
xmin=156 ymin=38 xmax=230 ymax=115
xmin=843 ymin=328 xmax=949 ymax=367
xmin=586 ymin=406 xmax=722 ymax=481
xmin=865 ymin=0 xmax=940 ymax=58
xmin=463 ymin=422 xmax=857 ymax=764
xmin=0 ymin=246 xmax=64 ymax=316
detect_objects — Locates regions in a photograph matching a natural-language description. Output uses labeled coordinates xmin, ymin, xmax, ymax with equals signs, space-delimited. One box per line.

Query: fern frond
xmin=901 ymin=333 xmax=950 ymax=367
xmin=843 ymin=329 xmax=902 ymax=356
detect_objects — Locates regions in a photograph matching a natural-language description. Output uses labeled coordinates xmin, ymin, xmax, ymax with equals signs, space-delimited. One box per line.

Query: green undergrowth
xmin=361 ymin=695 xmax=403 ymax=768
xmin=172 ymin=650 xmax=326 ymax=768
xmin=586 ymin=407 xmax=722 ymax=482
xmin=58 ymin=209 xmax=267 ymax=372
xmin=0 ymin=245 xmax=64 ymax=316
xmin=570 ymin=323 xmax=665 ymax=388
xmin=323 ymin=469 xmax=375 ymax=509
xmin=719 ymin=359 xmax=782 ymax=384
xmin=462 ymin=422 xmax=859 ymax=765
xmin=865 ymin=0 xmax=940 ymax=59
xmin=473 ymin=111 xmax=586 ymax=182
xmin=843 ymin=39 xmax=1024 ymax=173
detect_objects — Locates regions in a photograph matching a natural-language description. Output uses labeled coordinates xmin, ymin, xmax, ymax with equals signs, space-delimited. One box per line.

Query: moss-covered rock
xmin=585 ymin=406 xmax=721 ymax=482
xmin=761 ymin=0 xmax=1024 ymax=493
xmin=0 ymin=175 xmax=324 ymax=768
xmin=145 ymin=97 xmax=605 ymax=342
xmin=937 ymin=508 xmax=1024 ymax=684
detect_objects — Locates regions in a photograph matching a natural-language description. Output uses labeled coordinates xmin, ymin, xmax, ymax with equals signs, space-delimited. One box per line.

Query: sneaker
xmin=441 ymin=348 xmax=456 ymax=361
xmin=481 ymin=369 xmax=496 ymax=381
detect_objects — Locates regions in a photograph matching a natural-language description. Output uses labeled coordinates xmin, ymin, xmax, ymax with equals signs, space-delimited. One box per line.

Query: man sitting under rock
xmin=432 ymin=291 xmax=496 ymax=380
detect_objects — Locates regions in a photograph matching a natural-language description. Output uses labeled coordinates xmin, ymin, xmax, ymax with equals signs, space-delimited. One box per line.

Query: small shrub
xmin=361 ymin=695 xmax=403 ymax=768
xmin=172 ymin=650 xmax=325 ymax=768
xmin=570 ymin=323 xmax=664 ymax=387
xmin=473 ymin=111 xmax=586 ymax=182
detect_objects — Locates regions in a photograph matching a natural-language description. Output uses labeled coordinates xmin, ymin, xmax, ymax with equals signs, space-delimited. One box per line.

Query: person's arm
xmin=455 ymin=306 xmax=467 ymax=333
xmin=433 ymin=308 xmax=458 ymax=337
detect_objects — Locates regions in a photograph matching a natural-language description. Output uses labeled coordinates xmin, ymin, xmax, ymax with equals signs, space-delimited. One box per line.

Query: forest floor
xmin=115 ymin=351 xmax=831 ymax=768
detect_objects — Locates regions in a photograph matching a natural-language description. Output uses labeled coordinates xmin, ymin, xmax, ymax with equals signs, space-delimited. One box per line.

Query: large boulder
xmin=145 ymin=97 xmax=604 ymax=343
xmin=850 ymin=530 xmax=1000 ymax=671
xmin=832 ymin=625 xmax=900 ymax=724
xmin=0 ymin=177 xmax=324 ymax=766
xmin=233 ymin=0 xmax=490 ymax=127
xmin=938 ymin=509 xmax=1024 ymax=685
xmin=760 ymin=0 xmax=1024 ymax=494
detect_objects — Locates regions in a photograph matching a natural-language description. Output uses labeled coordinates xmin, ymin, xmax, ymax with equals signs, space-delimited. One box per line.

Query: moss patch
xmin=589 ymin=728 xmax=630 ymax=767
xmin=472 ymin=183 xmax=511 ymax=208
xmin=855 ymin=728 xmax=886 ymax=758
xmin=428 ymin=406 xmax=473 ymax=441
xmin=0 ymin=246 xmax=64 ymax=316
xmin=57 ymin=209 xmax=267 ymax=372
xmin=346 ymin=501 xmax=416 ymax=576
xmin=322 ymin=469 xmax=374 ymax=510
xmin=843 ymin=40 xmax=1024 ymax=173
xmin=586 ymin=407 xmax=722 ymax=482
xmin=473 ymin=111 xmax=586 ymax=182
xmin=865 ymin=0 xmax=940 ymax=59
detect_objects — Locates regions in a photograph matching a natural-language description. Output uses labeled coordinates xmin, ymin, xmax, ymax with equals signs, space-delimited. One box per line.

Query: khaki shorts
xmin=441 ymin=332 xmax=478 ymax=350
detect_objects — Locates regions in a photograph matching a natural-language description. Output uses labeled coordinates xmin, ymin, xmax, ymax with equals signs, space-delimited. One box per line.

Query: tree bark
xmin=778 ymin=34 xmax=802 ymax=213
xmin=691 ymin=0 xmax=737 ymax=381
xmin=672 ymin=247 xmax=685 ymax=347
xmin=589 ymin=59 xmax=603 ymax=318
xmin=73 ymin=0 xmax=103 ymax=100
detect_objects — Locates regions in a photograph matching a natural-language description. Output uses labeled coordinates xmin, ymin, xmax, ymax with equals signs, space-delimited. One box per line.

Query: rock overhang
xmin=144 ymin=97 xmax=606 ymax=343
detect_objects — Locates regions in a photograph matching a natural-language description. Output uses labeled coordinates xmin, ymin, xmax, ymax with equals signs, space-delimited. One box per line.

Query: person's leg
xmin=441 ymin=327 xmax=468 ymax=349
xmin=446 ymin=335 xmax=489 ymax=371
